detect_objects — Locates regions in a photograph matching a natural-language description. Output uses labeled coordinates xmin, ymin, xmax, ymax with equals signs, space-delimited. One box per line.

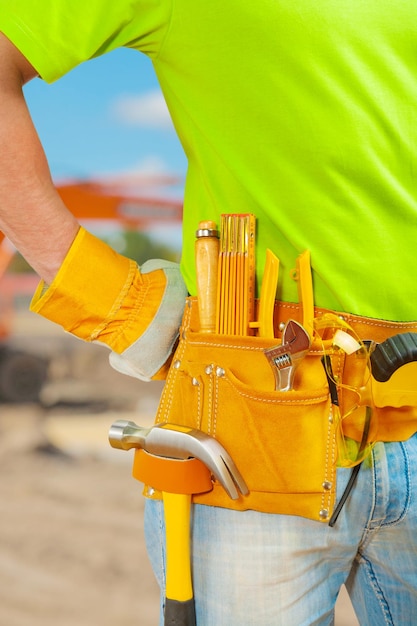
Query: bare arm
xmin=0 ymin=32 xmax=79 ymax=283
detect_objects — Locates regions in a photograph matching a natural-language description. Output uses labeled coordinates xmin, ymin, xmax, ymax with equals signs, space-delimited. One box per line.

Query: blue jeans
xmin=144 ymin=434 xmax=417 ymax=625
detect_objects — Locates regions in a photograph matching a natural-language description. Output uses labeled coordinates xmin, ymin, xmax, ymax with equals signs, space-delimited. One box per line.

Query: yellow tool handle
xmin=163 ymin=492 xmax=196 ymax=625
xmin=372 ymin=361 xmax=417 ymax=408
xmin=195 ymin=220 xmax=219 ymax=333
xmin=295 ymin=250 xmax=314 ymax=339
xmin=250 ymin=248 xmax=279 ymax=338
xmin=163 ymin=492 xmax=193 ymax=602
xmin=132 ymin=451 xmax=213 ymax=625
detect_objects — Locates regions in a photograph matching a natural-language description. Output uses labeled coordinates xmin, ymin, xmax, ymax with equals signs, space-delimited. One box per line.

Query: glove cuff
xmin=30 ymin=227 xmax=187 ymax=380
xmin=30 ymin=227 xmax=138 ymax=344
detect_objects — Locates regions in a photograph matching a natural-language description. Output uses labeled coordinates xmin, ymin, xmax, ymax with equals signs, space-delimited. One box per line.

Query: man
xmin=1 ymin=2 xmax=417 ymax=624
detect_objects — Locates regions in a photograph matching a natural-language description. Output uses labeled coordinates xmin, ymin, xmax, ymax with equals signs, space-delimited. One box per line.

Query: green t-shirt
xmin=1 ymin=0 xmax=417 ymax=321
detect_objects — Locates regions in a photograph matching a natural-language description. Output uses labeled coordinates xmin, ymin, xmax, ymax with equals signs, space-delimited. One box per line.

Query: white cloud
xmin=123 ymin=155 xmax=172 ymax=175
xmin=95 ymin=155 xmax=177 ymax=181
xmin=111 ymin=89 xmax=175 ymax=130
xmin=92 ymin=156 xmax=184 ymax=199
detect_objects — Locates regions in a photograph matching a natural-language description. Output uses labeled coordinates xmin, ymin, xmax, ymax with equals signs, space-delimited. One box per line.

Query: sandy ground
xmin=0 ymin=417 xmax=160 ymax=626
xmin=0 ymin=310 xmax=359 ymax=625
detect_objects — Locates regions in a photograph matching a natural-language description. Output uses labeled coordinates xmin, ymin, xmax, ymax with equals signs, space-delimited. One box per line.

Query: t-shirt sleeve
xmin=0 ymin=0 xmax=172 ymax=82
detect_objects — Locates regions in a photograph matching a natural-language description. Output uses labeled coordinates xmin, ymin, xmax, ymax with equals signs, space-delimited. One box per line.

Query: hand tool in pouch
xmin=242 ymin=213 xmax=256 ymax=335
xmin=216 ymin=213 xmax=256 ymax=335
xmin=327 ymin=332 xmax=417 ymax=526
xmin=195 ymin=220 xmax=219 ymax=332
xmin=292 ymin=250 xmax=315 ymax=339
xmin=109 ymin=420 xmax=248 ymax=626
xmin=371 ymin=332 xmax=417 ymax=380
xmin=264 ymin=319 xmax=311 ymax=391
xmin=249 ymin=248 xmax=279 ymax=338
xmin=370 ymin=332 xmax=417 ymax=407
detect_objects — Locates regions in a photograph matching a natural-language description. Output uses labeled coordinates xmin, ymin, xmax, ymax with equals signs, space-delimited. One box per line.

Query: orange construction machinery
xmin=0 ymin=174 xmax=183 ymax=402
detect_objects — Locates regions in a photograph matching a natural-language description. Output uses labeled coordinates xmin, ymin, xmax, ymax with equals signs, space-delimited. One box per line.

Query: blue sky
xmin=22 ymin=47 xmax=187 ymax=249
xmin=23 ymin=47 xmax=187 ymax=183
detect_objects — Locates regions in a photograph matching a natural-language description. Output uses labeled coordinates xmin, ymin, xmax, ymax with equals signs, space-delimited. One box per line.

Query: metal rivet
xmin=205 ymin=365 xmax=213 ymax=375
xmin=173 ymin=360 xmax=181 ymax=369
xmin=216 ymin=367 xmax=225 ymax=378
xmin=192 ymin=377 xmax=199 ymax=386
xmin=322 ymin=481 xmax=332 ymax=491
xmin=319 ymin=508 xmax=329 ymax=519
xmin=279 ymin=322 xmax=286 ymax=332
xmin=144 ymin=486 xmax=155 ymax=497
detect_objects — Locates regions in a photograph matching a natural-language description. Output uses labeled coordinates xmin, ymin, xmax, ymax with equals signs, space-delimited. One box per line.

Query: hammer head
xmin=109 ymin=420 xmax=248 ymax=500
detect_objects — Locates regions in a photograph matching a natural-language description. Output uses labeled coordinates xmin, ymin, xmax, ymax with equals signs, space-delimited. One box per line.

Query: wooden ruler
xmin=215 ymin=213 xmax=256 ymax=335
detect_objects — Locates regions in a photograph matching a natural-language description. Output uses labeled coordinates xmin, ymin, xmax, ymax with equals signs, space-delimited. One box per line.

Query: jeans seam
xmin=363 ymin=442 xmax=411 ymax=541
xmin=158 ymin=503 xmax=167 ymax=595
xmin=380 ymin=442 xmax=411 ymax=529
xmin=361 ymin=449 xmax=379 ymax=544
xmin=359 ymin=552 xmax=394 ymax=625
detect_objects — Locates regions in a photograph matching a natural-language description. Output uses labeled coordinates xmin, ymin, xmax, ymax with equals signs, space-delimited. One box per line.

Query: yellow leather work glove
xmin=30 ymin=227 xmax=188 ymax=381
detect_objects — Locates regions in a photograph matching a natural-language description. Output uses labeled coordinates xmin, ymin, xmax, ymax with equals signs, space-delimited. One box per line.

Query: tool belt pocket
xmin=155 ymin=299 xmax=337 ymax=522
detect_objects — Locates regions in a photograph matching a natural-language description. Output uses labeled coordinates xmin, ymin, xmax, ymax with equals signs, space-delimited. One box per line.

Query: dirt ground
xmin=0 ymin=311 xmax=359 ymax=625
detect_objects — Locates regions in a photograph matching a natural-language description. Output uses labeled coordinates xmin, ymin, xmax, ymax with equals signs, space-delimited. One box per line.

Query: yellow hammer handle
xmin=195 ymin=220 xmax=219 ymax=333
xmin=163 ymin=492 xmax=193 ymax=602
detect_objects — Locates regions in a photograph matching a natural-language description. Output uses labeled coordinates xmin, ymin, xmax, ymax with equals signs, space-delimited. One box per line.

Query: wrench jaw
xmin=264 ymin=320 xmax=311 ymax=391
xmin=272 ymin=349 xmax=310 ymax=392
xmin=108 ymin=420 xmax=249 ymax=500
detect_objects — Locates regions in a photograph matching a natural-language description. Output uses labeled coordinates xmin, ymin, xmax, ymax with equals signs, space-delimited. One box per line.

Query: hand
xmin=108 ymin=259 xmax=187 ymax=381
xmin=31 ymin=228 xmax=188 ymax=381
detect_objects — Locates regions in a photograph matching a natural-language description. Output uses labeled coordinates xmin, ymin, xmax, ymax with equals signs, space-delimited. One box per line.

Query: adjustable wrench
xmin=264 ymin=319 xmax=311 ymax=391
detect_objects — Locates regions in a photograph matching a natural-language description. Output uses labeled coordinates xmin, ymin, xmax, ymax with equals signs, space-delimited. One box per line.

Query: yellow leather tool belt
xmin=149 ymin=297 xmax=417 ymax=523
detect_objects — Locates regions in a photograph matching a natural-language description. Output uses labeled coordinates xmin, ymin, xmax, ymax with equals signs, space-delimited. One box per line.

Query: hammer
xmin=109 ymin=420 xmax=248 ymax=625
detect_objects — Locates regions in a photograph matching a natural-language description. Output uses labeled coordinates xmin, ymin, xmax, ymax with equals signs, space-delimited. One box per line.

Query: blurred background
xmin=0 ymin=48 xmax=358 ymax=625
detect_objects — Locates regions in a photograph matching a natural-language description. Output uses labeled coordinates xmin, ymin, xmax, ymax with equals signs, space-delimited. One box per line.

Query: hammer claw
xmin=217 ymin=453 xmax=249 ymax=499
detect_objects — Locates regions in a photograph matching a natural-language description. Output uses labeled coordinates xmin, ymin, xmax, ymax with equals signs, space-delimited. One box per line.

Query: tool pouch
xmin=153 ymin=297 xmax=337 ymax=523
xmin=150 ymin=298 xmax=417 ymax=522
